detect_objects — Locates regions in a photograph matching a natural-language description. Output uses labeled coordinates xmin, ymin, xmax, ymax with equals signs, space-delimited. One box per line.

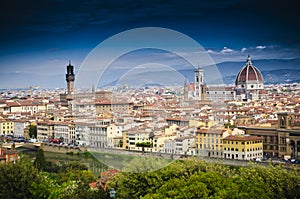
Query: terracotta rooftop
xmin=223 ymin=134 xmax=263 ymax=141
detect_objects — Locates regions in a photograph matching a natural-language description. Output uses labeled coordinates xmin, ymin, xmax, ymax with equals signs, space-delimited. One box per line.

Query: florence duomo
xmin=1 ymin=1 xmax=300 ymax=198
xmin=235 ymin=55 xmax=265 ymax=101
xmin=184 ymin=55 xmax=266 ymax=102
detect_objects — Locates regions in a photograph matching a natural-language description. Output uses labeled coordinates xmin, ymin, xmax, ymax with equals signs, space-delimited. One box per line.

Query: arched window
xmin=288 ymin=116 xmax=293 ymax=127
xmin=280 ymin=117 xmax=285 ymax=128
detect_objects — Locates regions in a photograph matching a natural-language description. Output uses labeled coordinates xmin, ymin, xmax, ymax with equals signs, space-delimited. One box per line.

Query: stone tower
xmin=194 ymin=67 xmax=206 ymax=101
xmin=66 ymin=61 xmax=75 ymax=99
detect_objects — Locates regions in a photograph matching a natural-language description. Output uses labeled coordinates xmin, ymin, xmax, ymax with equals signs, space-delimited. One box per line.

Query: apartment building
xmin=223 ymin=134 xmax=263 ymax=160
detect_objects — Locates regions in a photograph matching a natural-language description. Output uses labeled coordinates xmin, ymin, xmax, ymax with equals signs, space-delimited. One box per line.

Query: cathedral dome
xmin=235 ymin=55 xmax=263 ymax=85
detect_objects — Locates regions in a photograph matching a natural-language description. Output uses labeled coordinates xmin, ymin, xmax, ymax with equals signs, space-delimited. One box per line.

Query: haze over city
xmin=0 ymin=0 xmax=299 ymax=88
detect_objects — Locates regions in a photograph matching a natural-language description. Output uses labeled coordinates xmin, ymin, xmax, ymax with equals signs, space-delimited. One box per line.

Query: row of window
xmin=206 ymin=91 xmax=234 ymax=94
xmin=224 ymin=152 xmax=263 ymax=159
xmin=223 ymin=140 xmax=262 ymax=145
xmin=224 ymin=147 xmax=262 ymax=151
xmin=1 ymin=126 xmax=13 ymax=129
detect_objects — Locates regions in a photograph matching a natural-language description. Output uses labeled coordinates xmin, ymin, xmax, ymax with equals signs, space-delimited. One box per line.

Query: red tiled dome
xmin=235 ymin=56 xmax=263 ymax=85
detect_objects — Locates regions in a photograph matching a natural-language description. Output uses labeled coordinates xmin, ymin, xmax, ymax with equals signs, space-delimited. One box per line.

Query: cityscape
xmin=1 ymin=1 xmax=300 ymax=198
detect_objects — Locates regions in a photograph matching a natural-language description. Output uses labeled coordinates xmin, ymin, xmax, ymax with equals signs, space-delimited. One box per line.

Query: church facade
xmin=183 ymin=55 xmax=265 ymax=102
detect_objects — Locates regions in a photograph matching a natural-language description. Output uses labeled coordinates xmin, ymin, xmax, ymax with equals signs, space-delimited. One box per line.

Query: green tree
xmin=0 ymin=156 xmax=40 ymax=198
xmin=34 ymin=148 xmax=46 ymax=171
xmin=109 ymin=159 xmax=300 ymax=199
xmin=29 ymin=124 xmax=37 ymax=138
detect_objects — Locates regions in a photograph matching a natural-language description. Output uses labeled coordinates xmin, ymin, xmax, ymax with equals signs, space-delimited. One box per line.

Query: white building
xmin=14 ymin=120 xmax=29 ymax=138
xmin=174 ymin=136 xmax=195 ymax=155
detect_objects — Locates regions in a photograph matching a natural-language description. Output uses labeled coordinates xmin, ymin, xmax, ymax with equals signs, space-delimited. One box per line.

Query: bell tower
xmin=278 ymin=112 xmax=294 ymax=129
xmin=194 ymin=67 xmax=206 ymax=100
xmin=66 ymin=61 xmax=75 ymax=97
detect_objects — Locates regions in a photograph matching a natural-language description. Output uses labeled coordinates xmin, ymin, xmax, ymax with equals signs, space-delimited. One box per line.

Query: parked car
xmin=49 ymin=138 xmax=61 ymax=144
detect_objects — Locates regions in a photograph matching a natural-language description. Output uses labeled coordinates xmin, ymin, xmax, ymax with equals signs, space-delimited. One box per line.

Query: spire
xmin=69 ymin=60 xmax=71 ymax=66
xmin=246 ymin=55 xmax=252 ymax=65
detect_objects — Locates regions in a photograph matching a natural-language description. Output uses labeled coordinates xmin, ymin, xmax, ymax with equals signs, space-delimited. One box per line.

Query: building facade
xmin=223 ymin=134 xmax=263 ymax=160
xmin=238 ymin=112 xmax=300 ymax=159
xmin=196 ymin=128 xmax=227 ymax=158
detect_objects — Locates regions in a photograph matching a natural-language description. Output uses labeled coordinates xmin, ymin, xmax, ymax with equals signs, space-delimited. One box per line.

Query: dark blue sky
xmin=0 ymin=0 xmax=299 ymax=88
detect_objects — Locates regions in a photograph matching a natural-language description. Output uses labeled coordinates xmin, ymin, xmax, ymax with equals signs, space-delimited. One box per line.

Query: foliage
xmin=0 ymin=156 xmax=41 ymax=199
xmin=108 ymin=158 xmax=300 ymax=199
xmin=224 ymin=122 xmax=236 ymax=129
xmin=83 ymin=150 xmax=93 ymax=158
xmin=0 ymin=153 xmax=103 ymax=199
xmin=34 ymin=148 xmax=46 ymax=171
xmin=136 ymin=142 xmax=152 ymax=147
xmin=2 ymin=153 xmax=300 ymax=199
xmin=29 ymin=124 xmax=37 ymax=138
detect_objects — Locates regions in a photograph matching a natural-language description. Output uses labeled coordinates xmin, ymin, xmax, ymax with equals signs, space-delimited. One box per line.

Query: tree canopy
xmin=108 ymin=159 xmax=300 ymax=199
xmin=1 ymin=153 xmax=300 ymax=199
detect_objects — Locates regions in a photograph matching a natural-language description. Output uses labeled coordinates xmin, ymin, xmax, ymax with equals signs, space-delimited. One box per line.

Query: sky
xmin=0 ymin=0 xmax=300 ymax=88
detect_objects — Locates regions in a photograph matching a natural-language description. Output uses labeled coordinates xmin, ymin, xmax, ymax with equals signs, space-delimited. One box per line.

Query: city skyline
xmin=0 ymin=0 xmax=300 ymax=88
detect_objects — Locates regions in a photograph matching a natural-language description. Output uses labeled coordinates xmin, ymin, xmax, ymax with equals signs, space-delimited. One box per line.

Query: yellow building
xmin=196 ymin=127 xmax=227 ymax=158
xmin=122 ymin=127 xmax=152 ymax=151
xmin=189 ymin=119 xmax=212 ymax=128
xmin=223 ymin=135 xmax=263 ymax=160
xmin=95 ymin=100 xmax=133 ymax=114
xmin=164 ymin=124 xmax=179 ymax=136
xmin=0 ymin=120 xmax=14 ymax=135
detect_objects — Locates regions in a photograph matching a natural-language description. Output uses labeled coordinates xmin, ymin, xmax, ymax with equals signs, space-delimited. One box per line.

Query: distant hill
xmin=224 ymin=69 xmax=300 ymax=84
xmin=100 ymin=58 xmax=300 ymax=87
xmin=180 ymin=58 xmax=300 ymax=85
xmin=216 ymin=58 xmax=300 ymax=77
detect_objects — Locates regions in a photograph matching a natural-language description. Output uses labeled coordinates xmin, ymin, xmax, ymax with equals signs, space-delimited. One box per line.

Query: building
xmin=95 ymin=100 xmax=133 ymax=114
xmin=238 ymin=112 xmax=300 ymax=159
xmin=183 ymin=67 xmax=207 ymax=101
xmin=13 ymin=120 xmax=29 ymax=138
xmin=122 ymin=127 xmax=152 ymax=150
xmin=0 ymin=119 xmax=14 ymax=135
xmin=89 ymin=124 xmax=108 ymax=148
xmin=174 ymin=136 xmax=195 ymax=155
xmin=223 ymin=134 xmax=263 ymax=160
xmin=194 ymin=67 xmax=206 ymax=101
xmin=235 ymin=55 xmax=264 ymax=100
xmin=37 ymin=121 xmax=54 ymax=141
xmin=0 ymin=147 xmax=19 ymax=164
xmin=196 ymin=128 xmax=228 ymax=158
xmin=206 ymin=86 xmax=236 ymax=101
xmin=66 ymin=61 xmax=75 ymax=99
xmin=163 ymin=139 xmax=175 ymax=154
xmin=60 ymin=62 xmax=75 ymax=107
xmin=75 ymin=119 xmax=110 ymax=147
xmin=166 ymin=118 xmax=189 ymax=126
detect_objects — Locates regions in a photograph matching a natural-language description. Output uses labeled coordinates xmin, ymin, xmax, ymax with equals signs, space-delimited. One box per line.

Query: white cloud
xmin=241 ymin=47 xmax=247 ymax=52
xmin=256 ymin=45 xmax=266 ymax=49
xmin=221 ymin=47 xmax=234 ymax=53
xmin=207 ymin=49 xmax=217 ymax=54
